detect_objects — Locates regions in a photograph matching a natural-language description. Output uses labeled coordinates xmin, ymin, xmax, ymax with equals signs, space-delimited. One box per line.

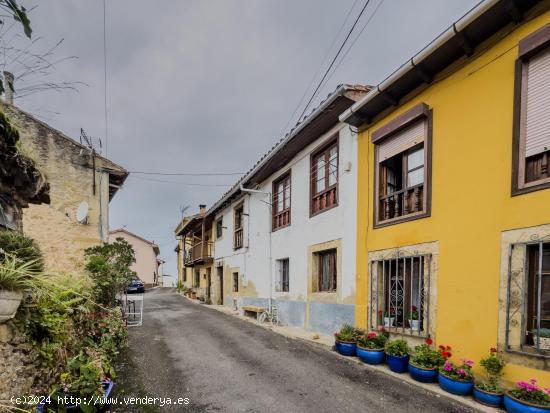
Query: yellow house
xmin=342 ymin=1 xmax=550 ymax=385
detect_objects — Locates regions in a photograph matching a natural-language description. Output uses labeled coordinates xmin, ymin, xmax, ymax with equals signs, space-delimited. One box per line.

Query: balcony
xmin=184 ymin=241 xmax=213 ymax=266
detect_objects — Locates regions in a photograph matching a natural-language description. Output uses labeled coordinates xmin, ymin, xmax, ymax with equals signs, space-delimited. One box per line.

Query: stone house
xmin=0 ymin=102 xmax=128 ymax=274
xmin=109 ymin=228 xmax=162 ymax=288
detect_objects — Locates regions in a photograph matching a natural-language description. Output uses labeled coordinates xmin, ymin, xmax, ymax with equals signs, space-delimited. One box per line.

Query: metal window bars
xmin=505 ymin=240 xmax=550 ymax=358
xmin=369 ymin=253 xmax=431 ymax=337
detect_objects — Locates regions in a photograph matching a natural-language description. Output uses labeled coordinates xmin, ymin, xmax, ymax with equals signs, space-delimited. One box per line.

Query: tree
xmin=0 ymin=0 xmax=31 ymax=38
xmin=84 ymin=237 xmax=136 ymax=307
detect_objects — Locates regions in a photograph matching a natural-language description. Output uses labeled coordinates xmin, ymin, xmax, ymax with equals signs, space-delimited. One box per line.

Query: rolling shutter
xmin=377 ymin=119 xmax=426 ymax=162
xmin=525 ymin=47 xmax=550 ymax=158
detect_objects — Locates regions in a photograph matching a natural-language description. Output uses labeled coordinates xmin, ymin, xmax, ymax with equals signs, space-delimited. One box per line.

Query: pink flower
xmin=545 ymin=388 xmax=550 ymax=396
xmin=457 ymin=368 xmax=466 ymax=376
xmin=367 ymin=332 xmax=377 ymax=339
xmin=461 ymin=358 xmax=474 ymax=367
xmin=444 ymin=361 xmax=453 ymax=372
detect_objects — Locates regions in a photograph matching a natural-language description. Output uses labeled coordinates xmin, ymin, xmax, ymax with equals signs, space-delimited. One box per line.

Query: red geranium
xmin=425 ymin=338 xmax=433 ymax=346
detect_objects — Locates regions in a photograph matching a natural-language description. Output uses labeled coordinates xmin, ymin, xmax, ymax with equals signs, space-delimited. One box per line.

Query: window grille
xmin=369 ymin=254 xmax=431 ymax=337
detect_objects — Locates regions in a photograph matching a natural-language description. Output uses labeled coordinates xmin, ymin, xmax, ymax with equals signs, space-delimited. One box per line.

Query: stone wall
xmin=0 ymin=104 xmax=114 ymax=274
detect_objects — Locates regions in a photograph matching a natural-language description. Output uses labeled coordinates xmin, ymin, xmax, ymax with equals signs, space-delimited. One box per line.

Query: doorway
xmin=217 ymin=266 xmax=224 ymax=305
xmin=206 ymin=267 xmax=212 ymax=301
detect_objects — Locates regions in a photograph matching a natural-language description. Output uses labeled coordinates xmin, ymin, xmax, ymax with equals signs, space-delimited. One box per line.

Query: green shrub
xmin=334 ymin=324 xmax=361 ymax=342
xmin=385 ymin=339 xmax=410 ymax=356
xmin=0 ymin=230 xmax=44 ymax=271
xmin=357 ymin=331 xmax=387 ymax=349
xmin=477 ymin=348 xmax=505 ymax=393
xmin=410 ymin=343 xmax=445 ymax=369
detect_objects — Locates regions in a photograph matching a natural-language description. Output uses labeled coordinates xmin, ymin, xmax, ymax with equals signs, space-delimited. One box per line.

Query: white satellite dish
xmin=76 ymin=201 xmax=89 ymax=224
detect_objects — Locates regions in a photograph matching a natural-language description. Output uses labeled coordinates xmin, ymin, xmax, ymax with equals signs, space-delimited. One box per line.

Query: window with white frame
xmin=369 ymin=254 xmax=431 ymax=336
xmin=275 ymin=258 xmax=289 ymax=292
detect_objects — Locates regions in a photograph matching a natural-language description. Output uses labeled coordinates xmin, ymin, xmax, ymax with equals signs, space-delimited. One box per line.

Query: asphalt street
xmin=118 ymin=288 xmax=476 ymax=413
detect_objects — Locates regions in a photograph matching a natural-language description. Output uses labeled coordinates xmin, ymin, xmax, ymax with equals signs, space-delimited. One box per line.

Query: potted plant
xmin=408 ymin=338 xmax=445 ymax=383
xmin=380 ymin=309 xmax=396 ymax=327
xmin=438 ymin=355 xmax=474 ymax=395
xmin=408 ymin=306 xmax=420 ymax=331
xmin=384 ymin=338 xmax=411 ymax=373
xmin=356 ymin=331 xmax=388 ymax=365
xmin=473 ymin=347 xmax=505 ymax=407
xmin=0 ymin=255 xmax=39 ymax=323
xmin=504 ymin=379 xmax=550 ymax=413
xmin=531 ymin=329 xmax=550 ymax=350
xmin=334 ymin=324 xmax=360 ymax=356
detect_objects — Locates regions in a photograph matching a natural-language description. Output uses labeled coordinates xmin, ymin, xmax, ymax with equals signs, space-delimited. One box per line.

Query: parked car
xmin=126 ymin=280 xmax=144 ymax=294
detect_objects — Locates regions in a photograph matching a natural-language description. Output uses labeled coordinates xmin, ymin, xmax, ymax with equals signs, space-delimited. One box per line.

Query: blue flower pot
xmin=504 ymin=393 xmax=550 ymax=413
xmin=335 ymin=340 xmax=356 ymax=356
xmin=408 ymin=362 xmax=438 ymax=383
xmin=473 ymin=386 xmax=503 ymax=408
xmin=438 ymin=373 xmax=473 ymax=395
xmin=385 ymin=354 xmax=409 ymax=373
xmin=37 ymin=380 xmax=114 ymax=412
xmin=357 ymin=346 xmax=384 ymax=364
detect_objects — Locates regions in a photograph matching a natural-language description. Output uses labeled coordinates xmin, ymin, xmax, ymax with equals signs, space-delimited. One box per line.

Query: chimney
xmin=199 ymin=204 xmax=206 ymax=215
xmin=3 ymin=71 xmax=14 ymax=105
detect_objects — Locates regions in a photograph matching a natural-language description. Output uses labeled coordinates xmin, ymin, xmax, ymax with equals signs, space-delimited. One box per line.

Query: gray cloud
xmin=8 ymin=0 xmax=478 ymax=277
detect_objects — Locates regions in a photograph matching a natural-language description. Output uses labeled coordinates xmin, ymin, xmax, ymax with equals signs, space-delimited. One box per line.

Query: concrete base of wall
xmin=235 ymin=297 xmax=354 ymax=336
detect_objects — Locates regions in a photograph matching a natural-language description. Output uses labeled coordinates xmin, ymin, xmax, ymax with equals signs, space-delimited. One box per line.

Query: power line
xmin=281 ymin=0 xmax=360 ymax=135
xmin=129 ymin=175 xmax=233 ymax=187
xmin=128 ymin=170 xmax=245 ymax=176
xmin=297 ymin=0 xmax=372 ymax=123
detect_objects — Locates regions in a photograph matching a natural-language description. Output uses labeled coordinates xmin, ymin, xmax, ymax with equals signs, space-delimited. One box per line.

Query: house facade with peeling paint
xmin=203 ymin=85 xmax=369 ymax=335
xmin=343 ymin=0 xmax=550 ymax=385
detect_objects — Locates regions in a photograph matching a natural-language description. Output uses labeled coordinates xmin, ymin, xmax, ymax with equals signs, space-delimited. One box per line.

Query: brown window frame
xmin=216 ymin=217 xmax=223 ymax=239
xmin=373 ymin=103 xmax=432 ymax=228
xmin=272 ymin=172 xmax=291 ymax=231
xmin=512 ymin=23 xmax=550 ymax=196
xmin=232 ymin=272 xmax=239 ymax=292
xmin=233 ymin=203 xmax=244 ymax=250
xmin=276 ymin=258 xmax=289 ymax=292
xmin=310 ymin=137 xmax=339 ymax=217
xmin=316 ymin=249 xmax=337 ymax=292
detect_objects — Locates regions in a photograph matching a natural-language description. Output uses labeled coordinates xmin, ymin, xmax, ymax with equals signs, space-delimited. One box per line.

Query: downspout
xmin=239 ymin=184 xmax=273 ymax=311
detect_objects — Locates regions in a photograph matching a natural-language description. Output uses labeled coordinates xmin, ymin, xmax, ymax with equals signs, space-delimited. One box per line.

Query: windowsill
xmin=374 ymin=210 xmax=430 ymax=229
xmin=272 ymin=223 xmax=291 ymax=232
xmin=512 ymin=178 xmax=550 ymax=196
xmin=310 ymin=202 xmax=338 ymax=218
xmin=382 ymin=326 xmax=428 ymax=338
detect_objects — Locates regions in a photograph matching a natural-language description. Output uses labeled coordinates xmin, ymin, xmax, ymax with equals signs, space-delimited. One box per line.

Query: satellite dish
xmin=76 ymin=201 xmax=89 ymax=224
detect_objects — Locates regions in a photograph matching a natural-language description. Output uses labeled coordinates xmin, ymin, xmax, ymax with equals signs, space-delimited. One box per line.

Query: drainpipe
xmin=239 ymin=185 xmax=273 ymax=311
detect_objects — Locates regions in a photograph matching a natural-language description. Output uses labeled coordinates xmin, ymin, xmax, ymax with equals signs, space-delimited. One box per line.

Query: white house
xmin=206 ymin=84 xmax=369 ymax=335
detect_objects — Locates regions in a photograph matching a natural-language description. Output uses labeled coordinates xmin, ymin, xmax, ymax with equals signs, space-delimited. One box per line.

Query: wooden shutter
xmin=377 ymin=120 xmax=426 ymax=162
xmin=525 ymin=47 xmax=550 ymax=158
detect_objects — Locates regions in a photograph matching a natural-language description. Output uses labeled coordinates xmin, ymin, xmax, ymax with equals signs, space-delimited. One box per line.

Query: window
xmin=316 ymin=249 xmax=337 ymax=292
xmin=183 ymin=269 xmax=187 ymax=282
xmin=513 ymin=24 xmax=550 ymax=195
xmin=232 ymin=272 xmax=239 ymax=292
xmin=310 ymin=139 xmax=338 ymax=216
xmin=194 ymin=270 xmax=200 ymax=288
xmin=272 ymin=173 xmax=291 ymax=230
xmin=216 ymin=218 xmax=223 ymax=239
xmin=369 ymin=254 xmax=431 ymax=336
xmin=505 ymin=241 xmax=550 ymax=356
xmin=276 ymin=259 xmax=289 ymax=292
xmin=373 ymin=103 xmax=431 ymax=227
xmin=234 ymin=204 xmax=244 ymax=249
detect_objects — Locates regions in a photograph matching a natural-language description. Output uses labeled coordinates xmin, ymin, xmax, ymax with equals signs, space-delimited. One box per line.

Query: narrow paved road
xmin=119 ymin=288 xmax=475 ymax=413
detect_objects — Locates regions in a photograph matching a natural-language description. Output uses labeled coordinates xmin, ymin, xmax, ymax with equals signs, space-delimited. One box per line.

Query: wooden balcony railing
xmin=380 ymin=184 xmax=424 ymax=221
xmin=184 ymin=241 xmax=213 ymax=265
xmin=311 ymin=185 xmax=337 ymax=215
xmin=273 ymin=209 xmax=290 ymax=230
xmin=234 ymin=228 xmax=243 ymax=249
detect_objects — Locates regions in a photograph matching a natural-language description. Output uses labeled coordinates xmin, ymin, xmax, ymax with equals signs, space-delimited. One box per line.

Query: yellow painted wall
xmin=356 ymin=10 xmax=550 ymax=385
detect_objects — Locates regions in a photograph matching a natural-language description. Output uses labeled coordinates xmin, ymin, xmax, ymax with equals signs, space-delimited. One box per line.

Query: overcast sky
xmin=7 ymin=0 xmax=478 ymax=278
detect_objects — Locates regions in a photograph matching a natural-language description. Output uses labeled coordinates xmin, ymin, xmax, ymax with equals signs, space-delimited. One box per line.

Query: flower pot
xmin=0 ymin=290 xmax=23 ymax=323
xmin=356 ymin=346 xmax=384 ymax=365
xmin=504 ymin=392 xmax=550 ymax=413
xmin=383 ymin=317 xmax=394 ymax=327
xmin=409 ymin=319 xmax=420 ymax=331
xmin=473 ymin=386 xmax=503 ymax=408
xmin=408 ymin=362 xmax=438 ymax=383
xmin=385 ymin=353 xmax=409 ymax=373
xmin=438 ymin=373 xmax=473 ymax=396
xmin=335 ymin=340 xmax=356 ymax=356
xmin=532 ymin=335 xmax=550 ymax=351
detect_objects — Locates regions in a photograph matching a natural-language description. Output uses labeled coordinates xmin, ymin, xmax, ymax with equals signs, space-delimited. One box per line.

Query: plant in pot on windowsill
xmin=531 ymin=328 xmax=550 ymax=351
xmin=334 ymin=324 xmax=360 ymax=356
xmin=380 ymin=309 xmax=396 ymax=327
xmin=408 ymin=306 xmax=420 ymax=331
xmin=504 ymin=379 xmax=550 ymax=413
xmin=408 ymin=338 xmax=446 ymax=383
xmin=384 ymin=338 xmax=411 ymax=373
xmin=438 ymin=355 xmax=474 ymax=396
xmin=356 ymin=331 xmax=388 ymax=365
xmin=473 ymin=347 xmax=505 ymax=408
xmin=0 ymin=254 xmax=40 ymax=323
